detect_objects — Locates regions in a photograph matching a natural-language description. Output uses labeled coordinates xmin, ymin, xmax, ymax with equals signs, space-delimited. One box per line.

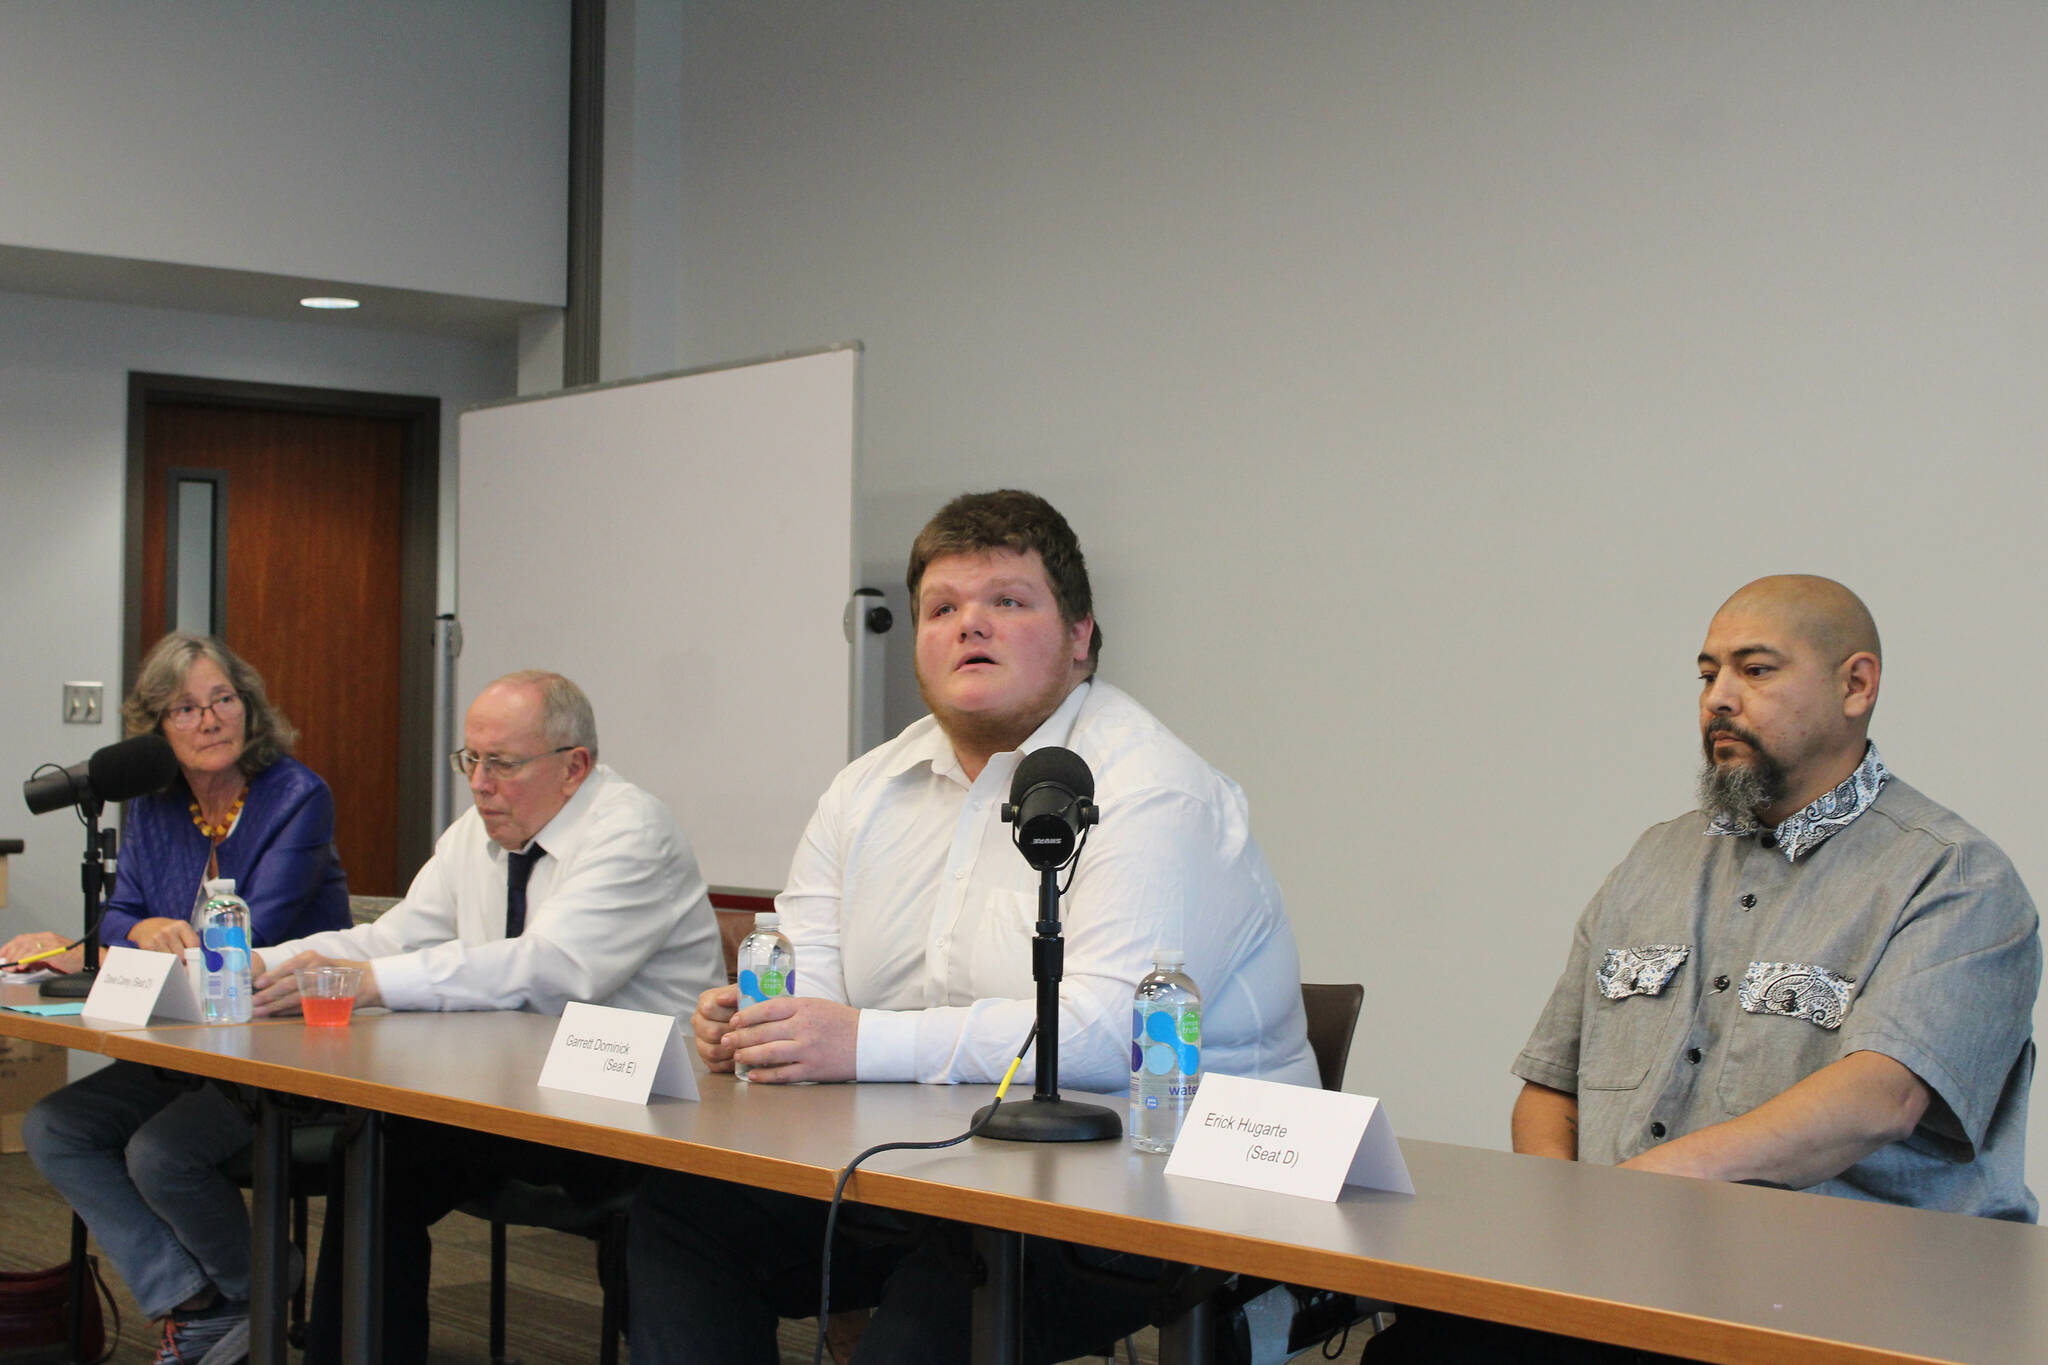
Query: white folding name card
xmin=538 ymin=1001 xmax=698 ymax=1104
xmin=1164 ymin=1071 xmax=1414 ymax=1200
xmin=82 ymin=947 xmax=190 ymax=1027
xmin=157 ymin=952 xmax=204 ymax=1022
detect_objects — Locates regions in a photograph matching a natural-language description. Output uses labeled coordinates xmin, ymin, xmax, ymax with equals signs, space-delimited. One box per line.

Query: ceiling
xmin=0 ymin=243 xmax=542 ymax=345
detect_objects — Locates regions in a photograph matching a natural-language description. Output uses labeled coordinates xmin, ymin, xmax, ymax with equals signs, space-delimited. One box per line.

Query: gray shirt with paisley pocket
xmin=1514 ymin=776 xmax=2040 ymax=1221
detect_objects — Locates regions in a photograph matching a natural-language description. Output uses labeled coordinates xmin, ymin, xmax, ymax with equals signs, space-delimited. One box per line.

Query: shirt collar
xmin=489 ymin=763 xmax=606 ymax=865
xmin=1705 ymin=742 xmax=1889 ymax=862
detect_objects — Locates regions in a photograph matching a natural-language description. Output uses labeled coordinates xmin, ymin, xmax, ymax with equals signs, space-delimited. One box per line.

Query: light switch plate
xmin=63 ymin=682 xmax=103 ymax=725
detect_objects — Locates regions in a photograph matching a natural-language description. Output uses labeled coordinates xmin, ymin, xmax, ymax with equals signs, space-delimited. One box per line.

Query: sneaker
xmin=190 ymin=1242 xmax=300 ymax=1365
xmin=196 ymin=1314 xmax=250 ymax=1365
xmin=151 ymin=1299 xmax=248 ymax=1365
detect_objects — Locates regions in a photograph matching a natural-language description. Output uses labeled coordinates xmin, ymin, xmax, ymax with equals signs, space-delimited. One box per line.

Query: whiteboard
xmin=456 ymin=346 xmax=859 ymax=892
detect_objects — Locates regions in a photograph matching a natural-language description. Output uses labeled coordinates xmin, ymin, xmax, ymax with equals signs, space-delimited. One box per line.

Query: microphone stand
xmin=973 ymin=848 xmax=1122 ymax=1143
xmin=40 ymin=799 xmax=112 ymax=1000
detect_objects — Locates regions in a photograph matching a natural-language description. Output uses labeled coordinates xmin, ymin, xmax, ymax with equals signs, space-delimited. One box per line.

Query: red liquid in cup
xmin=302 ymin=994 xmax=354 ymax=1027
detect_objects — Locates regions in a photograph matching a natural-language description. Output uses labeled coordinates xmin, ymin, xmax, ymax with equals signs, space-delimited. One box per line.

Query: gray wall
xmin=670 ymin=2 xmax=2048 ymax=1174
xmin=0 ymin=290 xmax=512 ymax=940
xmin=0 ymin=2 xmax=555 ymax=931
xmin=0 ymin=1 xmax=567 ymax=305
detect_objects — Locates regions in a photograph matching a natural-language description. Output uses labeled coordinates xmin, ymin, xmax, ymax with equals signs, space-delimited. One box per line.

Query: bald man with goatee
xmin=1511 ymin=575 xmax=2039 ymax=1215
xmin=1369 ymin=577 xmax=2041 ymax=1361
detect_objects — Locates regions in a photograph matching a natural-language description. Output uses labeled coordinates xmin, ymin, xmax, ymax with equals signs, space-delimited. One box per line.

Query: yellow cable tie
xmin=996 ymin=1051 xmax=1026 ymax=1099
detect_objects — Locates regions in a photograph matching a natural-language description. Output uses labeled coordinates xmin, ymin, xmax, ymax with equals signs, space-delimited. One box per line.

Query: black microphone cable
xmin=812 ymin=1021 xmax=1039 ymax=1365
xmin=1058 ymin=827 xmax=1090 ymax=894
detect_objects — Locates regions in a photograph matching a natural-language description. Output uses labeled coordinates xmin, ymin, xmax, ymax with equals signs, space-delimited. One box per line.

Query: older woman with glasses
xmin=3 ymin=633 xmax=350 ymax=1364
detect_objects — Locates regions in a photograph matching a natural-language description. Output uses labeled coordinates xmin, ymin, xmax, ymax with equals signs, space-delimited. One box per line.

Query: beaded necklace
xmin=190 ymin=795 xmax=246 ymax=842
xmin=190 ymin=788 xmax=247 ymax=882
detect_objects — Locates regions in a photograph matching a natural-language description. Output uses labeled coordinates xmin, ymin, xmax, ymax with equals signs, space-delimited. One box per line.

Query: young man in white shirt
xmin=628 ymin=491 xmax=1314 ymax=1365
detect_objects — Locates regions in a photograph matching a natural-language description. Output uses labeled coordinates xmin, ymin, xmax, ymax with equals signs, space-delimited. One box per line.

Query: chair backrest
xmin=715 ymin=910 xmax=754 ymax=983
xmin=710 ymin=890 xmax=778 ymax=983
xmin=1299 ymin=982 xmax=1364 ymax=1092
xmin=348 ymin=895 xmax=402 ymax=926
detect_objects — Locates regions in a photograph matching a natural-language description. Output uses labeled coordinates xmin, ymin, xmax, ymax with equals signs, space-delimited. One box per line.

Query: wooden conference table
xmin=8 ymin=1005 xmax=2048 ymax=1365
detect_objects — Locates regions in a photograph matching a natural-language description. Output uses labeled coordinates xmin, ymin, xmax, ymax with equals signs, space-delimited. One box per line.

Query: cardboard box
xmin=1 ymin=1035 xmax=68 ymax=1153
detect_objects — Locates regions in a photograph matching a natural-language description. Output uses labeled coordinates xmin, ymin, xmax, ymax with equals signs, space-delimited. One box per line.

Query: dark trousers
xmin=1363 ymin=1308 xmax=1702 ymax=1363
xmin=304 ymin=1116 xmax=632 ymax=1365
xmin=627 ymin=1168 xmax=1170 ymax=1365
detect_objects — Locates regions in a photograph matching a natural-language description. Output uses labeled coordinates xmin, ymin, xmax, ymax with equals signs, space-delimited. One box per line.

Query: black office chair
xmin=218 ymin=1113 xmax=337 ymax=1340
xmin=1299 ymin=982 xmax=1364 ymax=1094
xmin=455 ymin=1178 xmax=633 ymax=1365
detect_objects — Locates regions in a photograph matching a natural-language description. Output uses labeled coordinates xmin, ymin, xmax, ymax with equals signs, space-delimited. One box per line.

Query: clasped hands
xmin=691 ymin=984 xmax=858 ymax=1084
xmin=250 ymin=949 xmax=381 ymax=1017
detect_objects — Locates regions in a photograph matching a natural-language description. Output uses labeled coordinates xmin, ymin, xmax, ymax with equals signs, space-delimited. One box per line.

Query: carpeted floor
xmin=2 ymin=1148 xmax=1169 ymax=1363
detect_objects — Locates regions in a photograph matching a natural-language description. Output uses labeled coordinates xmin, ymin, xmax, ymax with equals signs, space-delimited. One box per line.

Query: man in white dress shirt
xmin=628 ymin=490 xmax=1315 ymax=1365
xmin=253 ymin=671 xmax=723 ymax=1365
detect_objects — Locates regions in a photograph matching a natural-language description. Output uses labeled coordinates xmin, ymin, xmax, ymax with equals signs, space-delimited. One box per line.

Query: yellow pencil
xmin=3 ymin=943 xmax=71 ymax=969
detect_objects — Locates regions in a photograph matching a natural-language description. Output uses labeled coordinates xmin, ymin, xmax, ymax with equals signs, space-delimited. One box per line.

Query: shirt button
xmin=1650 ymin=1122 xmax=1667 ymax=1138
xmin=1713 ymin=975 xmax=1730 ymax=992
xmin=952 ymin=869 xmax=965 ymax=880
xmin=1739 ymin=893 xmax=1757 ymax=909
xmin=1686 ymin=1048 xmax=1702 ymax=1064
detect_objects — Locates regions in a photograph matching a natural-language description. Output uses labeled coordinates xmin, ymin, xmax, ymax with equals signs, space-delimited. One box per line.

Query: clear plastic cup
xmin=295 ymin=965 xmax=362 ymax=1027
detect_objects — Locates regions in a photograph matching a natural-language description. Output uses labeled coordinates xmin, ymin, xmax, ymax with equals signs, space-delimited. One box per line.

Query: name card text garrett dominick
xmin=538 ymin=1001 xmax=699 ymax=1104
xmin=561 ymin=1031 xmax=639 ymax=1074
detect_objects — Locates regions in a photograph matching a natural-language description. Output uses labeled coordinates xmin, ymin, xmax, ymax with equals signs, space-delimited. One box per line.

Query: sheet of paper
xmin=1164 ymin=1071 xmax=1414 ymax=1200
xmin=537 ymin=1001 xmax=699 ymax=1104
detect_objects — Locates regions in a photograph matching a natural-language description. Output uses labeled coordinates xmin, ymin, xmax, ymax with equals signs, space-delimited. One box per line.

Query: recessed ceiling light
xmin=300 ymin=296 xmax=360 ymax=310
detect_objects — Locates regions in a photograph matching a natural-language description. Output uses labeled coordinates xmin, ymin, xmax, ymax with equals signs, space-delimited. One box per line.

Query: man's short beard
xmin=1697 ymin=722 xmax=1789 ymax=823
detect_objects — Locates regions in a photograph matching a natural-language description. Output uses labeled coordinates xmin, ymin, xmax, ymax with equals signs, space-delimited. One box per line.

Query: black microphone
xmin=1002 ymin=746 xmax=1099 ymax=871
xmin=24 ymin=734 xmax=180 ymax=815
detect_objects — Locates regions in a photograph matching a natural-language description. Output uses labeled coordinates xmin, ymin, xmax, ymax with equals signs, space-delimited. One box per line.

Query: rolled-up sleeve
xmin=1837 ymin=842 xmax=2041 ymax=1157
xmin=1514 ymin=883 xmax=1600 ymax=1096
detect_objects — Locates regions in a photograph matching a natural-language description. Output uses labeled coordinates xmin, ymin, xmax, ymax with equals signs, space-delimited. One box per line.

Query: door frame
xmin=123 ymin=372 xmax=442 ymax=887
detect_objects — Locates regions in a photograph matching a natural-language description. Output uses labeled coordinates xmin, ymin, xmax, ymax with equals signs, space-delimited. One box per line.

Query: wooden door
xmin=138 ymin=404 xmax=406 ymax=894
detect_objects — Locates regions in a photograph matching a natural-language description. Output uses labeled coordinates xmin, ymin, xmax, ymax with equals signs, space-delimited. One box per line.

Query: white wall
xmin=669 ymin=2 xmax=2048 ymax=1178
xmin=0 ymin=1 xmax=568 ymax=306
xmin=0 ymin=289 xmax=513 ymax=941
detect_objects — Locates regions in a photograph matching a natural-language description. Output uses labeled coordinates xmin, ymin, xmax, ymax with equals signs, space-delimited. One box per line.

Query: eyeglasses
xmin=165 ymin=693 xmax=245 ymax=732
xmin=448 ymin=746 xmax=577 ymax=781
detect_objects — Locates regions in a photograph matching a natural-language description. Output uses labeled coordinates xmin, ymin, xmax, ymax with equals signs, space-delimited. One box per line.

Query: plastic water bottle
xmin=197 ymin=879 xmax=254 ymax=1024
xmin=1130 ymin=953 xmax=1202 ymax=1152
xmin=734 ymin=912 xmax=794 ymax=1082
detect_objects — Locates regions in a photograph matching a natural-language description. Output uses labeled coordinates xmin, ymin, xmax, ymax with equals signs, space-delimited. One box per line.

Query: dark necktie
xmin=506 ymin=844 xmax=545 ymax=938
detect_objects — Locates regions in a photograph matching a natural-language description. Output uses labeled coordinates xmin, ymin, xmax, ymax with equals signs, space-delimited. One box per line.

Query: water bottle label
xmin=1133 ymin=1005 xmax=1201 ymax=1077
xmin=201 ymin=923 xmax=250 ymax=973
xmin=738 ymin=966 xmax=793 ymax=1009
